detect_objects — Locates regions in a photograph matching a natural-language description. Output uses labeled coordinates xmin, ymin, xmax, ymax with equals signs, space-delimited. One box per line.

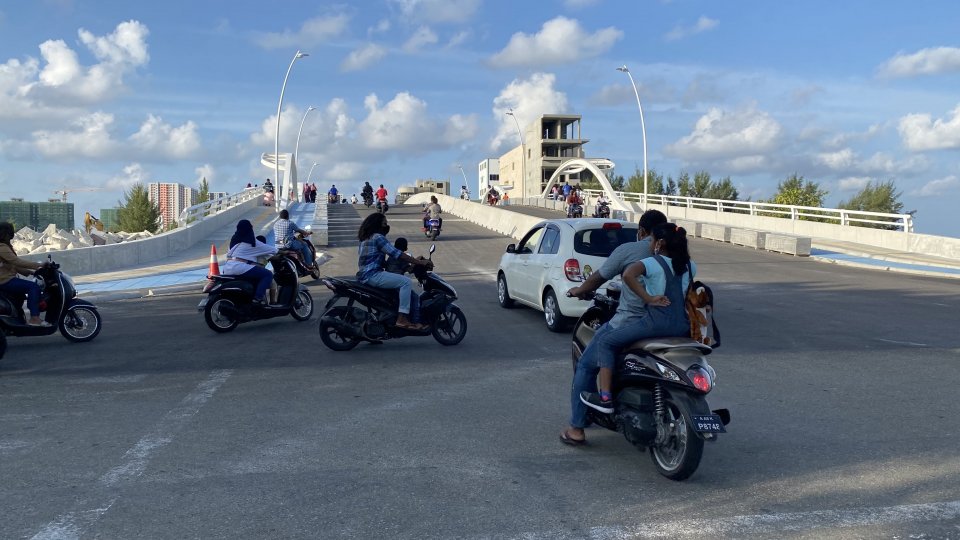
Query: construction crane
xmin=53 ymin=187 xmax=106 ymax=202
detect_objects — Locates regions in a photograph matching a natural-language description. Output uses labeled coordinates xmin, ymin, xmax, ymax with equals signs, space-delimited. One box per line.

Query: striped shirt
xmin=273 ymin=218 xmax=304 ymax=247
xmin=357 ymin=234 xmax=401 ymax=281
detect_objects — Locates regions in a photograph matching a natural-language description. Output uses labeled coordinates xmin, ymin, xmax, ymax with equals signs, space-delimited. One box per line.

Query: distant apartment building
xmin=498 ymin=114 xmax=588 ymax=198
xmin=148 ymin=183 xmax=199 ymax=229
xmin=477 ymin=159 xmax=500 ymax=196
xmin=208 ymin=191 xmax=228 ymax=201
xmin=0 ymin=199 xmax=75 ymax=231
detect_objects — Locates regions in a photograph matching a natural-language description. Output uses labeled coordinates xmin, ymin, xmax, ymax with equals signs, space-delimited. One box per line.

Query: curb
xmin=77 ymin=281 xmax=206 ymax=303
xmin=810 ymin=255 xmax=960 ymax=280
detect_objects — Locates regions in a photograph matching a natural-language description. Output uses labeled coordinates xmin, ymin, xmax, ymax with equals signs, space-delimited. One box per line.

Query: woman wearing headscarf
xmin=0 ymin=222 xmax=50 ymax=326
xmin=220 ymin=220 xmax=277 ymax=305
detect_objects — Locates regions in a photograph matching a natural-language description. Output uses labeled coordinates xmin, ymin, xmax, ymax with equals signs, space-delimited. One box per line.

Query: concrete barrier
xmin=32 ymin=196 xmax=263 ymax=274
xmin=730 ymin=228 xmax=766 ymax=249
xmin=764 ymin=233 xmax=812 ymax=256
xmin=700 ymin=223 xmax=731 ymax=243
xmin=675 ymin=219 xmax=701 ymax=238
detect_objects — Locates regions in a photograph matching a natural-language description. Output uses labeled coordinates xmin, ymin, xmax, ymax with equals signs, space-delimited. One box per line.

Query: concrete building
xmin=0 ymin=199 xmax=75 ymax=231
xmin=148 ymin=183 xmax=198 ymax=230
xmin=208 ymin=191 xmax=229 ymax=201
xmin=498 ymin=114 xmax=588 ymax=198
xmin=477 ymin=159 xmax=500 ymax=196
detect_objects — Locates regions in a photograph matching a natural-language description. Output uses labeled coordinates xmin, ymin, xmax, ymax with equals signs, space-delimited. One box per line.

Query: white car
xmin=497 ymin=218 xmax=640 ymax=332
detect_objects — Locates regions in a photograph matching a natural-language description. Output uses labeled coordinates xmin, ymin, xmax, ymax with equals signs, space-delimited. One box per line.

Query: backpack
xmin=685 ymin=270 xmax=721 ymax=348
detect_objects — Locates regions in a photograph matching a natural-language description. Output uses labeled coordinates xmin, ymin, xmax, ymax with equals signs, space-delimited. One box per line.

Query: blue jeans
xmin=362 ymin=270 xmax=415 ymax=315
xmin=240 ymin=266 xmax=273 ymax=301
xmin=0 ymin=277 xmax=42 ymax=317
xmin=285 ymin=239 xmax=313 ymax=266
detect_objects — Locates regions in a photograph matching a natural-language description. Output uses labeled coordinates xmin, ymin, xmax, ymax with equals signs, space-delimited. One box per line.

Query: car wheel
xmin=543 ymin=289 xmax=571 ymax=332
xmin=497 ymin=273 xmax=514 ymax=308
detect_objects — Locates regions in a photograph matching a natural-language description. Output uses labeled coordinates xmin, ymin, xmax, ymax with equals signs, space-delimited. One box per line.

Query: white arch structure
xmin=540 ymin=158 xmax=631 ymax=212
xmin=261 ymin=152 xmax=296 ymax=209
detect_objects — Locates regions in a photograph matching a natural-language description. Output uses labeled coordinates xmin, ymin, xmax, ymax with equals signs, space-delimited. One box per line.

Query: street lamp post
xmin=306 ymin=162 xmax=319 ymax=185
xmin=505 ymin=108 xmax=525 ymax=196
xmin=274 ymin=50 xmax=308 ymax=212
xmin=617 ymin=65 xmax=648 ymax=207
xmin=294 ymin=105 xmax=316 ymax=172
xmin=456 ymin=163 xmax=469 ymax=194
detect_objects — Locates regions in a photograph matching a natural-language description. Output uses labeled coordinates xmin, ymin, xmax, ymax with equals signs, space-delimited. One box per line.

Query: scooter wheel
xmin=204 ymin=297 xmax=239 ymax=333
xmin=649 ymin=398 xmax=704 ymax=481
xmin=319 ymin=306 xmax=360 ymax=351
xmin=290 ymin=290 xmax=314 ymax=321
xmin=60 ymin=305 xmax=102 ymax=342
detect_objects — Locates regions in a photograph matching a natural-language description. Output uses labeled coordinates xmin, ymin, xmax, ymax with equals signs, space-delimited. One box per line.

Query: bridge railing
xmin=578 ymin=189 xmax=913 ymax=232
xmin=177 ymin=188 xmax=264 ymax=226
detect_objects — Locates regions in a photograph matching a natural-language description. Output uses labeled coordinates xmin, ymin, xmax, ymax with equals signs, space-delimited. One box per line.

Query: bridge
xmin=3 ymin=197 xmax=960 ymax=538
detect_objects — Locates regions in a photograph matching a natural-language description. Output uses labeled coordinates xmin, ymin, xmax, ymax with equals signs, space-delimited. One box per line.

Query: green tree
xmin=198 ymin=177 xmax=210 ymax=203
xmin=705 ymin=176 xmax=740 ymax=200
xmin=770 ymin=174 xmax=827 ymax=207
xmin=117 ymin=183 xmax=161 ymax=233
xmin=838 ymin=180 xmax=904 ymax=229
xmin=625 ymin=167 xmax=665 ymax=195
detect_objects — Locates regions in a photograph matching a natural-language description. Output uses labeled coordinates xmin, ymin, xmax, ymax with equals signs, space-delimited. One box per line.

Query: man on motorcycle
xmin=350 ymin=194 xmax=358 ymax=204
xmin=357 ymin=213 xmax=431 ymax=330
xmin=362 ymin=182 xmax=374 ymax=202
xmin=328 ymin=185 xmax=338 ymax=203
xmin=460 ymin=186 xmax=470 ymax=200
xmin=0 ymin=222 xmax=50 ymax=326
xmin=376 ymin=184 xmax=388 ymax=203
xmin=422 ymin=196 xmax=442 ymax=231
xmin=222 ymin=220 xmax=277 ymax=305
xmin=566 ymin=189 xmax=583 ymax=217
xmin=560 ymin=210 xmax=667 ymax=445
xmin=273 ymin=209 xmax=314 ymax=268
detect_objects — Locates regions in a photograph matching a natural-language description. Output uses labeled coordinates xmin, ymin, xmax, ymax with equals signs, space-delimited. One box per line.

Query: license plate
xmin=197 ymin=299 xmax=208 ymax=311
xmin=691 ymin=414 xmax=726 ymax=433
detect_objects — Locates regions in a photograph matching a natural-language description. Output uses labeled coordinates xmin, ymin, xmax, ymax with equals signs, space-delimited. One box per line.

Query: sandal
xmin=559 ymin=429 xmax=586 ymax=447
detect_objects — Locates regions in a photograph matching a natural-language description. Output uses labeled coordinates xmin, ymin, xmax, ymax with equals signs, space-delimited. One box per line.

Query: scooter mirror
xmin=304 ymin=225 xmax=312 ymax=231
xmin=429 ymin=244 xmax=436 ymax=254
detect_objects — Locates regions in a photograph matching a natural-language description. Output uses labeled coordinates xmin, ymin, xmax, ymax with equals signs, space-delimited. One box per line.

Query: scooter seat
xmin=624 ymin=337 xmax=712 ymax=355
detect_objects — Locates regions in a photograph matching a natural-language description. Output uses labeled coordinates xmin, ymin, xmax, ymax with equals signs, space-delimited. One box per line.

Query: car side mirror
xmin=506 ymin=244 xmax=516 ymax=254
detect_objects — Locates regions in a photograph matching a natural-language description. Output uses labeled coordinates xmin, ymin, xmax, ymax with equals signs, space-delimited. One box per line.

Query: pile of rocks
xmin=11 ymin=224 xmax=155 ymax=254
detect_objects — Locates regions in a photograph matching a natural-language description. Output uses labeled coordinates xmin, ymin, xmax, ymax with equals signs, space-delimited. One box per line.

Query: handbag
xmin=685 ymin=266 xmax=721 ymax=348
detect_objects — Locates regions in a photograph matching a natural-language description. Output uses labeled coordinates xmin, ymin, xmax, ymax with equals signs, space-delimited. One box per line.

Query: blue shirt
xmin=273 ymin=218 xmax=304 ymax=247
xmin=562 ymin=184 xmax=572 ymax=196
xmin=357 ymin=234 xmax=402 ymax=281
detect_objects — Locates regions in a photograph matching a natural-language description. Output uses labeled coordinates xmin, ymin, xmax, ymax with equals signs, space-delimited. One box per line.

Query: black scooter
xmin=0 ymin=258 xmax=102 ymax=344
xmin=198 ymin=253 xmax=314 ymax=332
xmin=571 ymin=284 xmax=729 ymax=481
xmin=281 ymin=230 xmax=321 ymax=280
xmin=362 ymin=193 xmax=373 ymax=207
xmin=318 ymin=245 xmax=466 ymax=350
xmin=593 ymin=201 xmax=611 ymax=218
xmin=567 ymin=203 xmax=583 ymax=218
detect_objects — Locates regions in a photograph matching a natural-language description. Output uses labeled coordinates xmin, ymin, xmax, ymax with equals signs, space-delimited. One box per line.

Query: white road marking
xmin=516 ymin=500 xmax=960 ymax=539
xmin=877 ymin=338 xmax=928 ymax=347
xmin=30 ymin=369 xmax=233 ymax=540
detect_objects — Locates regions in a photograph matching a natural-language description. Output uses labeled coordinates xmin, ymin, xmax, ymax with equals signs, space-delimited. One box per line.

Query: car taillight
xmin=687 ymin=367 xmax=712 ymax=393
xmin=602 ymin=222 xmax=622 ymax=230
xmin=564 ymin=258 xmax=582 ymax=282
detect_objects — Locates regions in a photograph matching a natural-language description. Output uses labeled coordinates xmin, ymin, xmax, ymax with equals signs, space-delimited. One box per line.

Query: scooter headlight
xmin=686 ymin=367 xmax=713 ymax=393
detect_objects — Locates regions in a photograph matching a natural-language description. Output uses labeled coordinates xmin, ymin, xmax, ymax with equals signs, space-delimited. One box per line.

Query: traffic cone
xmin=208 ymin=244 xmax=221 ymax=278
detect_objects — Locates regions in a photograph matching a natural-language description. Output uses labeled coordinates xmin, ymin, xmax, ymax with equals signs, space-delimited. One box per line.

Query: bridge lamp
xmin=505 ymin=109 xmax=526 ymax=196
xmin=617 ymin=65 xmax=648 ymax=207
xmin=274 ymin=50 xmax=309 ymax=212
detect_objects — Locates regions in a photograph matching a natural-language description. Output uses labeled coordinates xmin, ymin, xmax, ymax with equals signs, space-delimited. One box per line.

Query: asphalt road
xmin=2 ymin=204 xmax=959 ymax=539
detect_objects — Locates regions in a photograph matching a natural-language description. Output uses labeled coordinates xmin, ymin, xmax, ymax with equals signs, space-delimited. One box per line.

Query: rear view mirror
xmin=506 ymin=244 xmax=516 ymax=254
xmin=429 ymin=244 xmax=436 ymax=254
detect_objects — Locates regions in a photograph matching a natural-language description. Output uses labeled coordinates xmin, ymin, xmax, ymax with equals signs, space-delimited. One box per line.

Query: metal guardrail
xmin=578 ymin=189 xmax=914 ymax=232
xmin=177 ymin=188 xmax=265 ymax=226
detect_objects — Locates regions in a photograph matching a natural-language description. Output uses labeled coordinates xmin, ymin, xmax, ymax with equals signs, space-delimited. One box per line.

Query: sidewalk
xmin=811 ymin=239 xmax=960 ymax=279
xmin=71 ymin=203 xmax=322 ymax=301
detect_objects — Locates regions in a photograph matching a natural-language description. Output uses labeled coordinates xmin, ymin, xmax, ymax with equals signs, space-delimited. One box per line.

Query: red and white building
xmin=148 ymin=183 xmax=199 ymax=229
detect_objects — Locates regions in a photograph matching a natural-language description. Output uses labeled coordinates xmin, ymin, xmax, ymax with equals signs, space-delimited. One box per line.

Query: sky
xmin=1 ymin=0 xmax=959 ymax=237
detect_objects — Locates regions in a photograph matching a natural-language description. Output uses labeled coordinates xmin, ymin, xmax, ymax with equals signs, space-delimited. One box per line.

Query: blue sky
xmin=1 ymin=0 xmax=959 ymax=236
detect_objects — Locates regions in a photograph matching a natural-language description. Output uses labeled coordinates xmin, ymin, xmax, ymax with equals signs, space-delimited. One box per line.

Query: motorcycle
xmin=318 ymin=245 xmax=467 ymax=350
xmin=277 ymin=230 xmax=322 ymax=280
xmin=376 ymin=199 xmax=389 ymax=214
xmin=567 ymin=203 xmax=584 ymax=218
xmin=593 ymin=201 xmax=611 ymax=218
xmin=198 ymin=252 xmax=314 ymax=332
xmin=424 ymin=218 xmax=441 ymax=240
xmin=570 ymin=284 xmax=729 ymax=481
xmin=362 ymin=193 xmax=374 ymax=207
xmin=0 ymin=258 xmax=102 ymax=343
xmin=263 ymin=191 xmax=275 ymax=207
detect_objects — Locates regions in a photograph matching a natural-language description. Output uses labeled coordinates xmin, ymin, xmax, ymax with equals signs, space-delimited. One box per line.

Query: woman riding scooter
xmin=220 ymin=220 xmax=277 ymax=305
xmin=0 ymin=222 xmax=50 ymax=326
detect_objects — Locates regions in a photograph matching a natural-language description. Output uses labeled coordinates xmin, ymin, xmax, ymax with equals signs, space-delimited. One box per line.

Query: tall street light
xmin=505 ymin=108 xmax=525 ymax=196
xmin=274 ymin=49 xmax=308 ymax=212
xmin=456 ymin=163 xmax=469 ymax=191
xmin=617 ymin=65 xmax=648 ymax=207
xmin=306 ymin=162 xmax=319 ymax=184
xmin=294 ymin=105 xmax=316 ymax=172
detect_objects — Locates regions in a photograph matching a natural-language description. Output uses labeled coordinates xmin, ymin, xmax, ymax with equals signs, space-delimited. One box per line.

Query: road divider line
xmin=30 ymin=369 xmax=233 ymax=540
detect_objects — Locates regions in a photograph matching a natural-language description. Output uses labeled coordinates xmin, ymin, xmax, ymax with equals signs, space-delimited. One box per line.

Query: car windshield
xmin=573 ymin=227 xmax=638 ymax=257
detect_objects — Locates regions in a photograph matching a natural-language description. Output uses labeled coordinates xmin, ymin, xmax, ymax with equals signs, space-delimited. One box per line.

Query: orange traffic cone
xmin=208 ymin=244 xmax=221 ymax=278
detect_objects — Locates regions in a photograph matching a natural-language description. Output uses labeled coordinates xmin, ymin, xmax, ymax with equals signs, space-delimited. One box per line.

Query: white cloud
xmin=78 ymin=20 xmax=149 ymax=65
xmin=341 ymin=43 xmax=387 ymax=72
xmin=818 ymin=148 xmax=856 ymax=170
xmin=33 ymin=111 xmax=117 ymax=158
xmin=911 ymin=175 xmax=959 ymax=197
xmin=817 ymin=146 xmax=928 ymax=177
xmin=838 ymin=176 xmax=871 ymax=191
xmin=403 ymin=26 xmax=438 ymax=53
xmin=368 ymin=19 xmax=391 ymax=36
xmin=665 ymin=105 xmax=782 ymax=161
xmin=488 ymin=17 xmax=622 ymax=68
xmin=37 ymin=39 xmax=81 ymax=86
xmin=446 ymin=30 xmax=470 ymax=48
xmin=490 ymin=72 xmax=569 ymax=151
xmin=359 ymin=92 xmax=478 ymax=151
xmin=129 ymin=114 xmax=201 ymax=158
xmin=195 ymin=164 xmax=215 ymax=186
xmin=391 ymin=0 xmax=481 ymax=24
xmin=898 ymin=105 xmax=960 ymax=151
xmin=878 ymin=46 xmax=960 ymax=78
xmin=105 ymin=163 xmax=149 ymax=190
xmin=665 ymin=16 xmax=718 ymax=41
xmin=255 ymin=14 xmax=350 ymax=49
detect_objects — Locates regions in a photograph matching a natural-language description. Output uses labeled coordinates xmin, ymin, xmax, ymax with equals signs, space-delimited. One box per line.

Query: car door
xmin=510 ymin=225 xmax=545 ymax=304
xmin=530 ymin=224 xmax=562 ymax=304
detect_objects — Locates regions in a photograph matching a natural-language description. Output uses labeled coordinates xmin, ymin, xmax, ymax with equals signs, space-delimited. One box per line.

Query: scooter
xmin=281 ymin=230 xmax=322 ymax=280
xmin=362 ymin=193 xmax=374 ymax=207
xmin=318 ymin=245 xmax=466 ymax=350
xmin=376 ymin=199 xmax=389 ymax=214
xmin=424 ymin=218 xmax=441 ymax=240
xmin=0 ymin=258 xmax=102 ymax=343
xmin=570 ymin=284 xmax=729 ymax=481
xmin=199 ymin=253 xmax=314 ymax=333
xmin=593 ymin=201 xmax=610 ymax=218
xmin=263 ymin=191 xmax=275 ymax=207
xmin=567 ymin=203 xmax=583 ymax=218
